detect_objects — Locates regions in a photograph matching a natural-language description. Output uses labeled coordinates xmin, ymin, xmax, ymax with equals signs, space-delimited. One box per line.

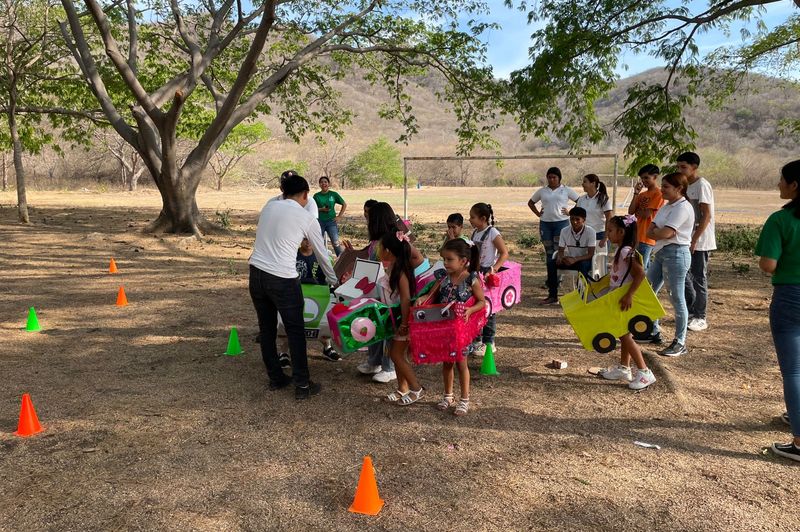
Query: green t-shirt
xmin=755 ymin=207 xmax=800 ymax=285
xmin=313 ymin=190 xmax=344 ymax=222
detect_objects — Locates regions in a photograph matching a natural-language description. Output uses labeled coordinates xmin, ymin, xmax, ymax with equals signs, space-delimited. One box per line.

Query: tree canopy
xmin=509 ymin=0 xmax=800 ymax=171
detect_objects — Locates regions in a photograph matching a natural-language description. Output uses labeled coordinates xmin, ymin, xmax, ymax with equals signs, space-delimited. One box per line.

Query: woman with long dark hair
xmin=575 ymin=173 xmax=613 ymax=247
xmin=756 ymin=160 xmax=800 ymax=462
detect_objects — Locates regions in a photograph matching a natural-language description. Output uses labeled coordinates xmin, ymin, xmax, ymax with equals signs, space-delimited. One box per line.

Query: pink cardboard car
xmin=482 ymin=260 xmax=522 ymax=316
xmin=409 ymin=298 xmax=487 ymax=364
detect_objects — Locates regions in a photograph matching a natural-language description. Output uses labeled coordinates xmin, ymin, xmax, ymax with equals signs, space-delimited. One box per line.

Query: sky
xmin=478 ymin=0 xmax=799 ymax=79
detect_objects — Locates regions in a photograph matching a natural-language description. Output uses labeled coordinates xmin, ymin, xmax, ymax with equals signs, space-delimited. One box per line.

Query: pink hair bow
xmin=623 ymin=214 xmax=637 ymax=227
xmin=396 ymin=231 xmax=410 ymax=243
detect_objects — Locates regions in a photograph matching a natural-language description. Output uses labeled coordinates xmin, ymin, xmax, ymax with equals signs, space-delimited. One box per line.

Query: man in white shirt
xmin=249 ymin=173 xmax=338 ymax=399
xmin=677 ymin=152 xmax=716 ymax=332
xmin=556 ymin=207 xmax=597 ymax=283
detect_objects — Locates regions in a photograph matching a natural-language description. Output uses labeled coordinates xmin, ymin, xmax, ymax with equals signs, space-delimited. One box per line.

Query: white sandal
xmin=386 ymin=389 xmax=408 ymax=402
xmin=437 ymin=394 xmax=455 ymax=411
xmin=399 ymin=387 xmax=424 ymax=406
xmin=454 ymin=398 xmax=470 ymax=416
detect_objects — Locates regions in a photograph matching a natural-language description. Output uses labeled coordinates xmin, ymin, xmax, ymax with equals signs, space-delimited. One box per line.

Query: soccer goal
xmin=401 ymin=153 xmax=620 ymax=219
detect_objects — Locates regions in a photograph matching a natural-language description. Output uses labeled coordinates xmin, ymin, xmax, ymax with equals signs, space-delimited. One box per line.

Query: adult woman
xmin=356 ymin=202 xmax=427 ymax=383
xmin=644 ymin=172 xmax=695 ymax=357
xmin=575 ymin=174 xmax=612 ymax=247
xmin=528 ymin=167 xmax=579 ymax=305
xmin=756 ymin=160 xmax=800 ymax=462
xmin=313 ymin=176 xmax=346 ymax=256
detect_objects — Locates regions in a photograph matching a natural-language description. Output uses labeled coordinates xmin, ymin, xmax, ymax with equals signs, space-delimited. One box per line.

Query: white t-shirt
xmin=250 ymin=198 xmax=337 ymax=283
xmin=576 ymin=193 xmax=613 ymax=234
xmin=686 ymin=177 xmax=716 ymax=251
xmin=558 ymin=225 xmax=597 ymax=258
xmin=609 ymin=246 xmax=634 ymax=288
xmin=471 ymin=226 xmax=501 ymax=268
xmin=530 ymin=185 xmax=580 ymax=222
xmin=269 ymin=193 xmax=319 ymax=219
xmin=650 ymin=197 xmax=695 ymax=252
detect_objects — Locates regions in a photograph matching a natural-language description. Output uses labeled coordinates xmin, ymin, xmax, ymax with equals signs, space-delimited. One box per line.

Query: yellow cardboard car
xmin=560 ymin=271 xmax=666 ymax=353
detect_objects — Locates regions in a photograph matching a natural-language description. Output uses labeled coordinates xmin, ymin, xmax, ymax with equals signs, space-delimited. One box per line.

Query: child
xmin=275 ymin=239 xmax=340 ymax=364
xmin=379 ymin=231 xmax=425 ymax=405
xmin=599 ymin=215 xmax=657 ymax=390
xmin=445 ymin=213 xmax=469 ymax=243
xmin=469 ymin=203 xmax=509 ymax=356
xmin=556 ymin=207 xmax=597 ymax=281
xmin=429 ymin=238 xmax=486 ymax=415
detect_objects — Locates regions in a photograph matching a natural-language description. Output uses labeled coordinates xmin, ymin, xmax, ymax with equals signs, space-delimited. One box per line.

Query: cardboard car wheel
xmin=628 ymin=315 xmax=654 ymax=340
xmin=485 ymin=297 xmax=493 ymax=317
xmin=501 ymin=286 xmax=517 ymax=309
xmin=592 ymin=332 xmax=617 ymax=354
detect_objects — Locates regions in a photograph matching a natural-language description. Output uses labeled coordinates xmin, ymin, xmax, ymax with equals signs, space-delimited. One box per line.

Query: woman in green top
xmin=313 ymin=176 xmax=347 ymax=256
xmin=756 ymin=159 xmax=800 ymax=463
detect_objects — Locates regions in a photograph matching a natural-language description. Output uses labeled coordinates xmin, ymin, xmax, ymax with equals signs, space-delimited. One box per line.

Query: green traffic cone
xmin=25 ymin=307 xmax=41 ymax=332
xmin=224 ymin=327 xmax=243 ymax=356
xmin=479 ymin=343 xmax=498 ymax=375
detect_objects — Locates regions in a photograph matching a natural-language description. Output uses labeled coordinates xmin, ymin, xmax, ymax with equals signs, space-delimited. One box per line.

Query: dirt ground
xmin=1 ymin=187 xmax=798 ymax=531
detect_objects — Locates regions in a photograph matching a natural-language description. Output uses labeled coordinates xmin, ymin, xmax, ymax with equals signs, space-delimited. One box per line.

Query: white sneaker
xmin=372 ymin=370 xmax=397 ymax=383
xmin=628 ymin=369 xmax=657 ymax=390
xmin=687 ymin=318 xmax=708 ymax=332
xmin=600 ymin=364 xmax=632 ymax=381
xmin=357 ymin=362 xmax=381 ymax=375
xmin=472 ymin=343 xmax=486 ymax=357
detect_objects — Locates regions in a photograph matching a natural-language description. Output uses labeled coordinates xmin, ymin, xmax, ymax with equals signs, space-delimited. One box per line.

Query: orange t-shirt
xmin=633 ymin=188 xmax=664 ymax=246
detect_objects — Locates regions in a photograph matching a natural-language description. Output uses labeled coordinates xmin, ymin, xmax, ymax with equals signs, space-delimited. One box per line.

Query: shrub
xmin=716 ymin=225 xmax=761 ymax=254
xmin=517 ymin=231 xmax=541 ymax=248
xmin=215 ymin=208 xmax=232 ymax=229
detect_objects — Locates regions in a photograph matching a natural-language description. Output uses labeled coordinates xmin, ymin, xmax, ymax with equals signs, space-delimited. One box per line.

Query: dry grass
xmin=0 ymin=188 xmax=797 ymax=531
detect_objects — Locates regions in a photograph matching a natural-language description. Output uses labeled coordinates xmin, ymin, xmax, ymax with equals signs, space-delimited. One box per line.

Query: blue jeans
xmin=685 ymin=250 xmax=709 ymax=320
xmin=646 ymin=244 xmax=691 ymax=344
xmin=319 ymin=219 xmax=342 ymax=256
xmin=771 ymin=284 xmax=800 ymax=438
xmin=367 ymin=340 xmax=394 ymax=372
xmin=540 ymin=219 xmax=569 ymax=298
xmin=637 ymin=242 xmax=654 ymax=271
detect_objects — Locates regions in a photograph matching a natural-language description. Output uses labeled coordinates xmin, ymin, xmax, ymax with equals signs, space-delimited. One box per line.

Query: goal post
xmin=402 ymin=153 xmax=619 ymax=219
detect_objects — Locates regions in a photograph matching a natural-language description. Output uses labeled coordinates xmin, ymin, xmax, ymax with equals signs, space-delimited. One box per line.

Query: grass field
xmin=1 ymin=187 xmax=797 ymax=531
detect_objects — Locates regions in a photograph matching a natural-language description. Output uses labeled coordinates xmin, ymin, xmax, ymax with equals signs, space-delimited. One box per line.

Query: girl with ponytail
xmin=576 ymin=173 xmax=613 ymax=248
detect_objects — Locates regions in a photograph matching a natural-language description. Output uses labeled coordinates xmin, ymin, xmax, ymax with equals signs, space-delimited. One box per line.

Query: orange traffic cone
xmin=349 ymin=456 xmax=384 ymax=515
xmin=116 ymin=286 xmax=128 ymax=306
xmin=109 ymin=258 xmax=118 ymax=273
xmin=14 ymin=393 xmax=43 ymax=437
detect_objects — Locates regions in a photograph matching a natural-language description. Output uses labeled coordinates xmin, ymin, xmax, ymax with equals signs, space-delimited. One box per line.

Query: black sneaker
xmin=268 ymin=374 xmax=292 ymax=390
xmin=295 ymin=381 xmax=322 ymax=400
xmin=637 ymin=332 xmax=662 ymax=345
xmin=278 ymin=352 xmax=291 ymax=368
xmin=782 ymin=412 xmax=791 ymax=426
xmin=322 ymin=346 xmax=341 ymax=361
xmin=771 ymin=442 xmax=800 ymax=462
xmin=659 ymin=340 xmax=688 ymax=357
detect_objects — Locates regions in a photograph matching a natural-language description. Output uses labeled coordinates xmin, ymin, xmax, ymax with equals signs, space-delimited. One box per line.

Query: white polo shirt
xmin=558 ymin=225 xmax=597 ymax=258
xmin=686 ymin=177 xmax=716 ymax=251
xmin=651 ymin=197 xmax=695 ymax=252
xmin=530 ymin=185 xmax=580 ymax=222
xmin=576 ymin=193 xmax=613 ymax=234
xmin=250 ymin=198 xmax=337 ymax=283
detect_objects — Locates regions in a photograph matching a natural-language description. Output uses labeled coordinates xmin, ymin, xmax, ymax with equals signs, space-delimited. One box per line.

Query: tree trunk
xmin=130 ymin=167 xmax=143 ymax=191
xmin=1 ymin=152 xmax=6 ymax=191
xmin=7 ymin=81 xmax=29 ymax=223
xmin=146 ymin=167 xmax=211 ymax=236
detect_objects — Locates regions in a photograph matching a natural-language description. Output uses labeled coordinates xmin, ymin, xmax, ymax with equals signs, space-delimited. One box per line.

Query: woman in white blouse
xmin=574 ymin=174 xmax=612 ymax=247
xmin=644 ymin=172 xmax=695 ymax=357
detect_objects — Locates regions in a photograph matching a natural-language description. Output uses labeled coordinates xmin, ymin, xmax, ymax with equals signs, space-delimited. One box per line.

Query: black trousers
xmin=249 ymin=266 xmax=309 ymax=387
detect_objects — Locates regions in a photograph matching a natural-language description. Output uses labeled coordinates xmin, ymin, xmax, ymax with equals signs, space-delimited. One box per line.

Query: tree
xmin=208 ymin=122 xmax=269 ymax=190
xmin=342 ymin=137 xmax=404 ymax=188
xmin=510 ymin=0 xmax=800 ymax=171
xmin=58 ymin=0 xmax=504 ymax=235
xmin=94 ymin=128 xmax=148 ymax=190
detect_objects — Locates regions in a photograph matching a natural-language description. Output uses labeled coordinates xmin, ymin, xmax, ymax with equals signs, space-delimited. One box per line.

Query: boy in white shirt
xmin=677 ymin=152 xmax=716 ymax=332
xmin=556 ymin=207 xmax=597 ymax=282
